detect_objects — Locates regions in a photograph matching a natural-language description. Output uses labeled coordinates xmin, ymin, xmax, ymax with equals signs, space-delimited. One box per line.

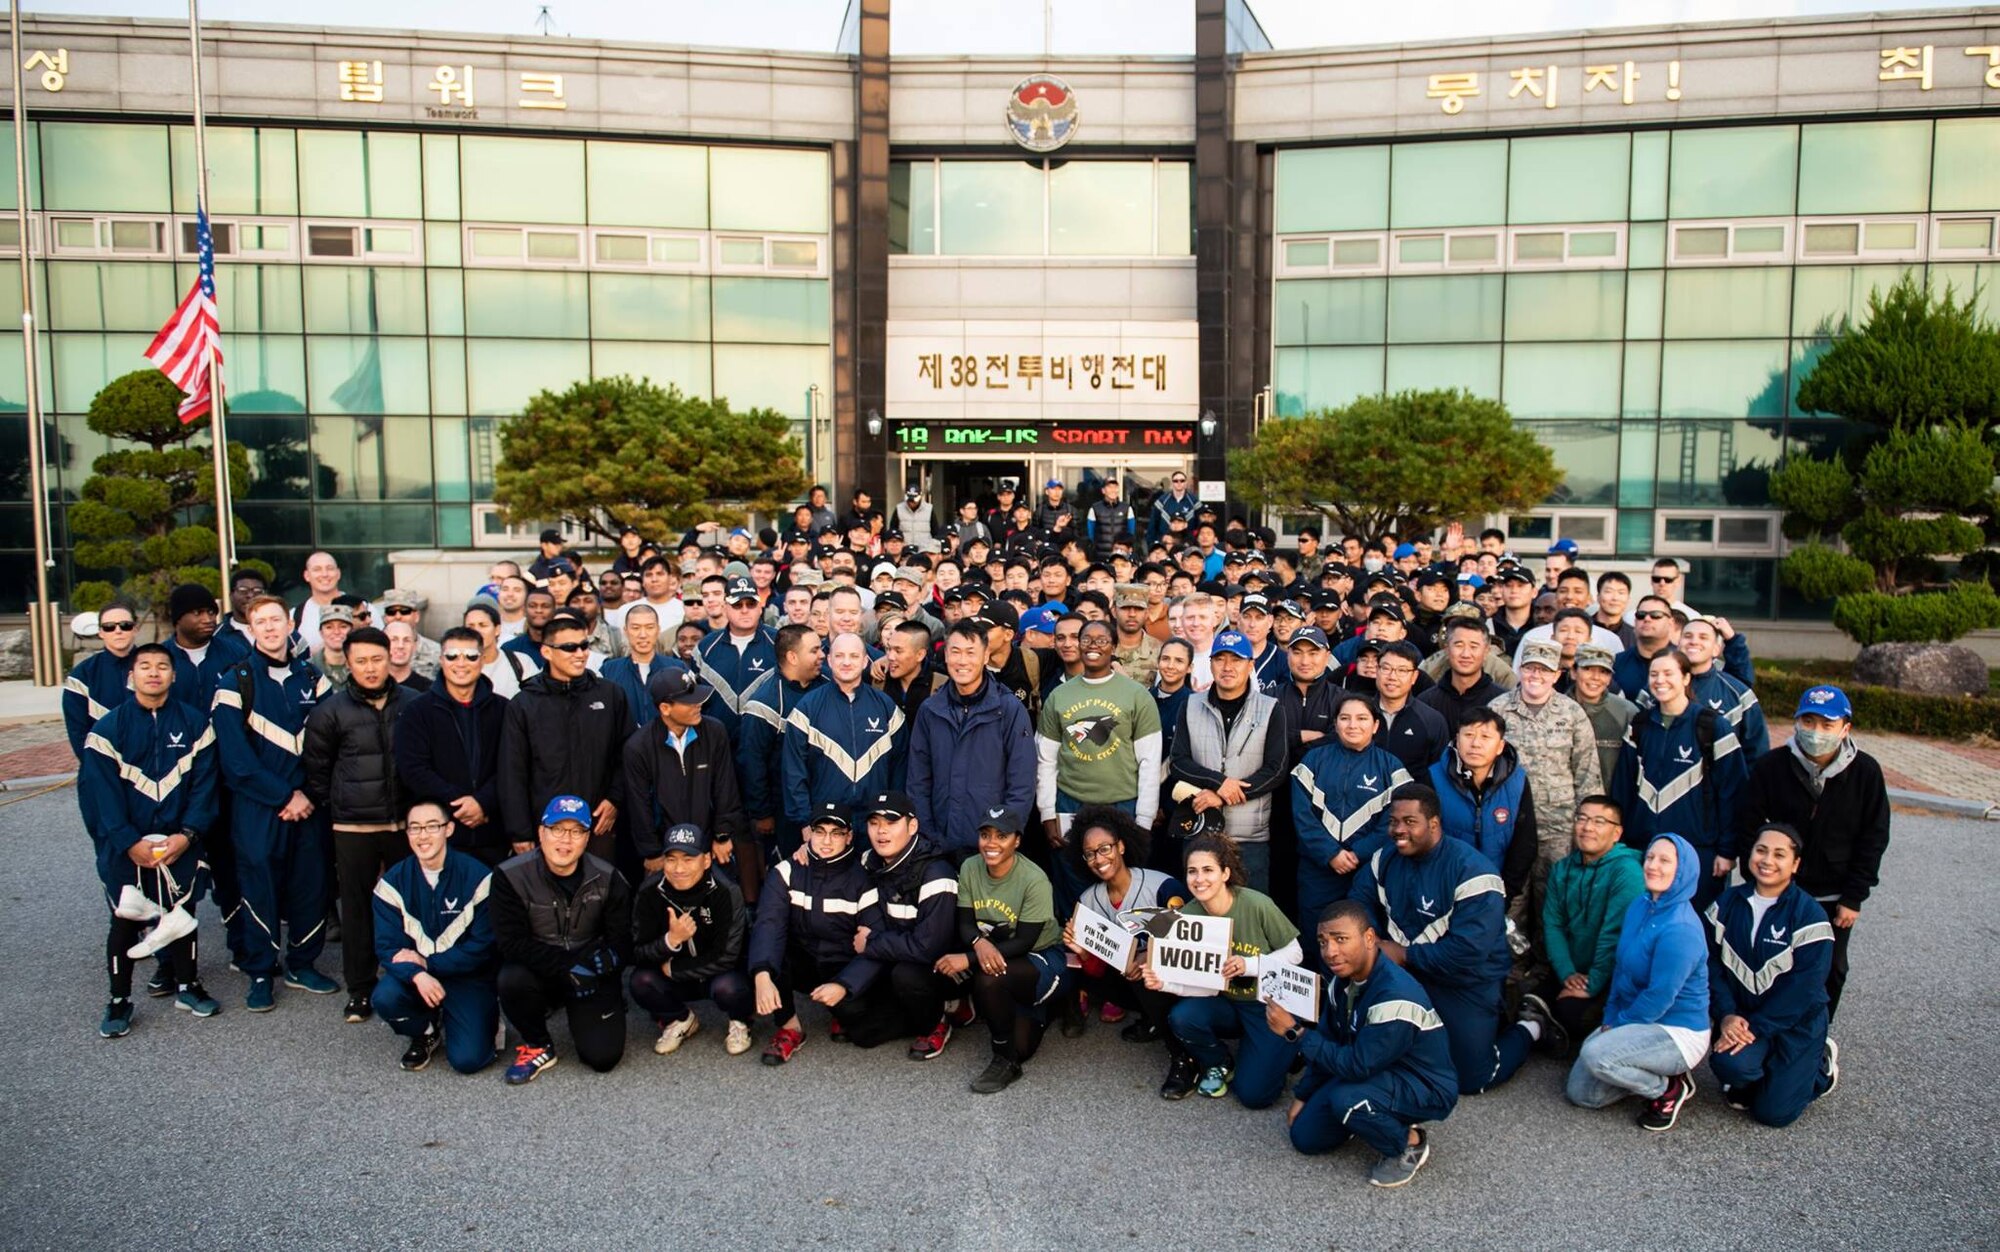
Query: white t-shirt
xmin=482 ymin=651 xmax=538 ymax=698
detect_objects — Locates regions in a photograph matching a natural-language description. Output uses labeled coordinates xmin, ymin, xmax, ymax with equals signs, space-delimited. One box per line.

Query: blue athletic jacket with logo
xmin=372 ymin=848 xmax=497 ymax=985
xmin=210 ymin=649 xmax=330 ymax=807
xmin=78 ymin=696 xmax=217 ymax=888
xmin=1349 ymin=837 xmax=1509 ymax=991
xmin=1703 ymin=880 xmax=1832 ymax=1039
xmin=781 ymin=681 xmax=906 ymax=827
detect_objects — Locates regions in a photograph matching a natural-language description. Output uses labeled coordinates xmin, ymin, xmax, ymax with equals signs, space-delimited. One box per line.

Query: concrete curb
xmin=1887 ymin=787 xmax=2000 ymax=819
xmin=0 ymin=772 xmax=73 ymax=791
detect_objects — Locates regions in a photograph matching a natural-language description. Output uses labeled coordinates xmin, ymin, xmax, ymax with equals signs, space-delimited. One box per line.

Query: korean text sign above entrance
xmin=888 ymin=320 xmax=1198 ymax=420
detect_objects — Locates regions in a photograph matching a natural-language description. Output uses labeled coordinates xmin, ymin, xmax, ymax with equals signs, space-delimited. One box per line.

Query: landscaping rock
xmin=0 ymin=630 xmax=30 ymax=680
xmin=1851 ymin=642 xmax=1990 ymax=696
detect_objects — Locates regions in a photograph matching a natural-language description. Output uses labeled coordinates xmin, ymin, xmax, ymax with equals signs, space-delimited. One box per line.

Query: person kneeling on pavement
xmin=491 ymin=795 xmax=634 ymax=1084
xmin=370 ymin=801 xmax=499 ymax=1074
xmin=1519 ymin=795 xmax=1644 ymax=1060
xmin=750 ymin=803 xmax=885 ymax=1065
xmin=845 ymin=791 xmax=966 ymax=1059
xmin=941 ymin=807 xmax=1068 ymax=1095
xmin=630 ymin=822 xmax=754 ymax=1060
xmin=1275 ymin=900 xmax=1458 ymax=1189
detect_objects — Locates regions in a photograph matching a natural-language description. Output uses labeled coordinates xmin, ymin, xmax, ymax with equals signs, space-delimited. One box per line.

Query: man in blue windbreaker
xmin=63 ymin=600 xmax=139 ymax=760
xmin=371 ymin=800 xmax=499 ymax=1074
xmin=782 ymin=632 xmax=905 ymax=855
xmin=738 ymin=624 xmax=827 ymax=873
xmin=694 ymin=576 xmax=776 ymax=740
xmin=905 ymin=620 xmax=1036 ymax=859
xmin=83 ymin=643 xmax=221 ymax=1038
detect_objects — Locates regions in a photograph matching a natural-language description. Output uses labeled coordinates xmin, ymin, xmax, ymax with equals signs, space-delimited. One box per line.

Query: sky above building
xmin=25 ymin=0 xmax=1962 ymax=54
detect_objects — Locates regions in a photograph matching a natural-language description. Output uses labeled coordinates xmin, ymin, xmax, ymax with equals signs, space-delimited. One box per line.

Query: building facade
xmin=2 ymin=4 xmax=1997 ymax=618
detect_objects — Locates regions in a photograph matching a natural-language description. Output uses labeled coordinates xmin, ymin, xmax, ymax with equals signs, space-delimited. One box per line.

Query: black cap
xmin=539 ymin=527 xmax=564 ymax=543
xmin=1275 ymin=598 xmax=1307 ymax=620
xmin=809 ymin=801 xmax=853 ymax=829
xmin=1413 ymin=569 xmax=1450 ymax=589
xmin=976 ymin=805 xmax=1026 ymax=834
xmin=725 ymin=576 xmax=758 ymax=604
xmin=648 ymin=664 xmax=712 ymax=705
xmin=858 ymin=790 xmax=914 ymax=821
xmin=1239 ymin=592 xmax=1271 ymax=615
xmin=662 ymin=823 xmax=710 ymax=855
xmin=875 ymin=590 xmax=909 ymax=613
xmin=1367 ymin=601 xmax=1403 ymax=622
xmin=1499 ymin=567 xmax=1537 ymax=586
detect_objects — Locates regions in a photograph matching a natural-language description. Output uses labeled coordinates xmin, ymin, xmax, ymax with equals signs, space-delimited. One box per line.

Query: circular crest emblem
xmin=1006 ymin=74 xmax=1078 ymax=152
xmin=1493 ymin=807 xmax=1511 ymax=825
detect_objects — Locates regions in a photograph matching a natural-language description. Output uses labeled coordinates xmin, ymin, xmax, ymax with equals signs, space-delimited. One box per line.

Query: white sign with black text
xmin=1070 ymin=905 xmax=1137 ymax=973
xmin=1147 ymin=912 xmax=1234 ymax=992
xmin=1259 ymin=963 xmax=1321 ymax=1023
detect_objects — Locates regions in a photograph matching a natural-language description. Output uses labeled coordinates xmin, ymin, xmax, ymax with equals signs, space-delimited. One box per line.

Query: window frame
xmin=1496 ymin=508 xmax=1618 ymax=556
xmin=171 ymin=213 xmax=300 ymax=263
xmin=585 ymin=227 xmax=708 ymax=272
xmin=896 ymin=156 xmax=1191 ymax=260
xmin=1666 ymin=218 xmax=1795 ymax=266
xmin=1793 ymin=215 xmax=1927 ymax=264
xmin=301 ymin=218 xmax=425 ymax=265
xmin=1929 ymin=213 xmax=2000 ymax=259
xmin=1653 ymin=509 xmax=1782 ymax=557
xmin=46 ymin=213 xmax=172 ymax=260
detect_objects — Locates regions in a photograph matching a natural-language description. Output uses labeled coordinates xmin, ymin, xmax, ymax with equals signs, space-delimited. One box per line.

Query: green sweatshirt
xmin=1542 ymin=842 xmax=1645 ymax=995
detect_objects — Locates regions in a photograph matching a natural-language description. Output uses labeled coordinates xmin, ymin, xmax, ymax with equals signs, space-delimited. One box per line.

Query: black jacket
xmin=633 ymin=866 xmax=746 ymax=980
xmin=394 ymin=677 xmax=507 ymax=860
xmin=498 ymin=669 xmax=631 ymax=844
xmin=302 ymin=681 xmax=417 ymax=825
xmin=1733 ymin=744 xmax=1892 ymax=910
xmin=620 ymin=714 xmax=746 ymax=860
xmin=491 ymin=850 xmax=633 ymax=980
xmin=1376 ymin=697 xmax=1451 ymax=775
xmin=1417 ymin=671 xmax=1505 ymax=732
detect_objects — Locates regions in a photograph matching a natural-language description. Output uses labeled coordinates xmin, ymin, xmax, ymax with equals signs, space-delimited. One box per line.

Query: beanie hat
xmin=168 ymin=582 xmax=219 ymax=622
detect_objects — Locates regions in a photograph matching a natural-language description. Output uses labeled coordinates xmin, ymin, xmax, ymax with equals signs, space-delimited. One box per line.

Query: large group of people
xmin=63 ymin=482 xmax=1892 ymax=1187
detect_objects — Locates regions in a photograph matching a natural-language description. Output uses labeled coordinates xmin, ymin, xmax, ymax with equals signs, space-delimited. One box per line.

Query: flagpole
xmin=186 ymin=0 xmax=234 ymax=570
xmin=10 ymin=1 xmax=58 ymax=685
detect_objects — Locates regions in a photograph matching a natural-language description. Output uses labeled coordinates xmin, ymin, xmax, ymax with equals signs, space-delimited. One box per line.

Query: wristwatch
xmin=1283 ymin=1023 xmax=1305 ymax=1043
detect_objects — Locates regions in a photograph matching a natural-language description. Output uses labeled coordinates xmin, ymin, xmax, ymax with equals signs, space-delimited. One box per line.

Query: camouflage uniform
xmin=1486 ymin=688 xmax=1603 ymax=866
xmin=1114 ymin=632 xmax=1162 ymax=687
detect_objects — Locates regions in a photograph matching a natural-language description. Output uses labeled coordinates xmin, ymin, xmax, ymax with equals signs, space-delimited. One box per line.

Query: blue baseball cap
xmin=1547 ymin=538 xmax=1579 ymax=557
xmin=1019 ymin=603 xmax=1066 ymax=635
xmin=1392 ymin=543 xmax=1416 ymax=559
xmin=1795 ymin=685 xmax=1852 ymax=721
xmin=1457 ymin=572 xmax=1485 ymax=588
xmin=662 ymin=823 xmax=710 ymax=855
xmin=1210 ymin=630 xmax=1254 ymax=659
xmin=539 ymin=794 xmax=590 ymax=827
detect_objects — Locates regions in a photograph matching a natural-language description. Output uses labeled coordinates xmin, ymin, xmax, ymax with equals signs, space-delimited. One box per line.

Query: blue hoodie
xmin=1602 ymin=832 xmax=1710 ymax=1035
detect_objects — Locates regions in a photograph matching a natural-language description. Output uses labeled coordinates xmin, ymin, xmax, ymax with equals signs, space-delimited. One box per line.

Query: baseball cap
xmin=661 ymin=823 xmax=710 ymax=855
xmin=731 ymin=527 xmax=752 ymax=540
xmin=1796 ymin=685 xmax=1853 ymax=721
xmin=1366 ymin=601 xmax=1403 ymax=623
xmin=1519 ymin=639 xmax=1563 ymax=671
xmin=874 ymin=590 xmax=909 ymax=613
xmin=871 ymin=561 xmax=898 ymax=581
xmin=544 ymin=558 xmax=575 ymax=578
xmin=1276 ymin=598 xmax=1307 ymax=621
xmin=977 ymin=805 xmax=1027 ymax=834
xmin=859 ymin=790 xmax=914 ymax=821
xmin=376 ymin=587 xmax=427 ymax=611
xmin=894 ymin=565 xmax=926 ymax=585
xmin=1575 ymin=644 xmax=1615 ymax=672
xmin=539 ymin=794 xmax=590 ymax=828
xmin=790 ymin=568 xmax=824 ymax=588
xmin=1019 ymin=604 xmax=1066 ymax=636
xmin=723 ymin=560 xmax=752 ymax=581
xmin=1286 ymin=625 xmax=1330 ymax=651
xmin=1045 ymin=478 xmax=1063 ymax=490
xmin=1413 ymin=570 xmax=1450 ymax=590
xmin=1392 ymin=543 xmax=1416 ymax=560
xmin=1498 ymin=567 xmax=1536 ymax=586
xmin=319 ymin=603 xmax=356 ymax=627
xmin=1240 ymin=593 xmax=1271 ymax=615
xmin=1210 ymin=631 xmax=1254 ymax=659
xmin=1114 ymin=583 xmax=1149 ymax=610
xmin=1547 ymin=538 xmax=1579 ymax=557
xmin=539 ymin=527 xmax=563 ymax=544
xmin=648 ymin=664 xmax=713 ymax=705
xmin=725 ymin=577 xmax=758 ymax=604
xmin=978 ymin=600 xmax=1021 ymax=634
xmin=1456 ymin=573 xmax=1485 ymax=589
xmin=808 ymin=801 xmax=853 ymax=829
xmin=905 ymin=485 xmax=921 ymax=499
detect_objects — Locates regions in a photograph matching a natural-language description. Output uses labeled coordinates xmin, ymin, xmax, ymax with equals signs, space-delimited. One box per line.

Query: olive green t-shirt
xmin=957 ymin=854 xmax=1058 ymax=952
xmin=1187 ymin=886 xmax=1299 ymax=1000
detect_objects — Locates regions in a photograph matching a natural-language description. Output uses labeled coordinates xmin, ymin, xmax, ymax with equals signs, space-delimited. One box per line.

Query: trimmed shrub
xmin=1831 ymin=582 xmax=2000 ymax=645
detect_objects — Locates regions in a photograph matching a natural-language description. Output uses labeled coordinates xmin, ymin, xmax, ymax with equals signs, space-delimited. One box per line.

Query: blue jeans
xmin=1167 ymin=995 xmax=1300 ymax=1109
xmin=1235 ymin=840 xmax=1271 ymax=895
xmin=1566 ymin=1024 xmax=1688 ymax=1106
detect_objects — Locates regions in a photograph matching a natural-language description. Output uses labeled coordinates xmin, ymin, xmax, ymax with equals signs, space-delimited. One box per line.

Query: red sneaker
xmin=1100 ymin=1001 xmax=1127 ymax=1024
xmin=947 ymin=997 xmax=977 ymax=1028
xmin=907 ymin=1017 xmax=953 ymax=1061
xmin=761 ymin=1026 xmax=806 ymax=1067
xmin=829 ymin=1017 xmax=847 ymax=1043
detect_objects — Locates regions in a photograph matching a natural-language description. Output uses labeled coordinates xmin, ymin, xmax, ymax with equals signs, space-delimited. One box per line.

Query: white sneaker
xmin=653 ymin=1014 xmax=700 ymax=1055
xmin=725 ymin=1020 xmax=753 ymax=1055
xmin=126 ymin=906 xmax=196 ymax=959
xmin=114 ymin=885 xmax=163 ymax=922
xmin=1822 ymin=1037 xmax=1840 ymax=1096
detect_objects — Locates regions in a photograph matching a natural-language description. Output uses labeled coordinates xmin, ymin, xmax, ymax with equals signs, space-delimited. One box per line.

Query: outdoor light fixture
xmin=1199 ymin=409 xmax=1218 ymax=438
xmin=867 ymin=408 xmax=883 ymax=436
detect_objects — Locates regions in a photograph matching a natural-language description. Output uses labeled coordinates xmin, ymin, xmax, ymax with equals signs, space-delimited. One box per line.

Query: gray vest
xmin=1181 ymin=689 xmax=1278 ymax=844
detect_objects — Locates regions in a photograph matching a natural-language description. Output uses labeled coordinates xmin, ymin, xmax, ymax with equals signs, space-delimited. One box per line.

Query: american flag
xmin=144 ymin=205 xmax=224 ymax=424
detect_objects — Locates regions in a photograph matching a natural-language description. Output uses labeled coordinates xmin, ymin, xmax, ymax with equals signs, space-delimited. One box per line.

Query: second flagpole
xmin=186 ymin=0 xmax=235 ymax=570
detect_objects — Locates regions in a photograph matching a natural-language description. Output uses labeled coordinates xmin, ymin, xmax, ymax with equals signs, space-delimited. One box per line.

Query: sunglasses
xmin=1650 ymin=575 xmax=1677 ymax=583
xmin=546 ymin=640 xmax=592 ymax=653
xmin=441 ymin=649 xmax=481 ymax=662
xmin=383 ymin=605 xmax=417 ymax=615
xmin=1633 ymin=610 xmax=1669 ymax=621
xmin=100 ymin=621 xmax=136 ymax=632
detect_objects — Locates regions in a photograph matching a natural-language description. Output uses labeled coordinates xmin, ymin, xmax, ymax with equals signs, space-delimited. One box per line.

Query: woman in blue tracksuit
xmin=1566 ymin=832 xmax=1711 ymax=1131
xmin=1291 ymin=693 xmax=1412 ymax=926
xmin=1707 ymin=822 xmax=1838 ymax=1127
xmin=1613 ymin=650 xmax=1747 ymax=912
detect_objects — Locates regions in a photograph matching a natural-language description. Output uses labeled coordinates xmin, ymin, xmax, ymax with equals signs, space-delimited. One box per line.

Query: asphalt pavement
xmin=1 ymin=784 xmax=1995 ymax=1250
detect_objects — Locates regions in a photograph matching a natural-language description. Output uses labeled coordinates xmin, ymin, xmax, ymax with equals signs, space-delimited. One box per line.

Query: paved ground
xmin=0 ymin=786 xmax=1995 ymax=1249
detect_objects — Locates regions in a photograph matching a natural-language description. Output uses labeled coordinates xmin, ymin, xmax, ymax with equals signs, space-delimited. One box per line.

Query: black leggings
xmin=970 ymin=957 xmax=1047 ymax=1063
xmin=107 ymin=919 xmax=195 ymax=999
xmin=496 ymin=964 xmax=627 ymax=1072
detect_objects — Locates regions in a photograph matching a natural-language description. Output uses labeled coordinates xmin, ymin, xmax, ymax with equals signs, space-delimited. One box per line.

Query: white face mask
xmin=1363 ymin=557 xmax=1385 ymax=574
xmin=1793 ymin=726 xmax=1844 ymax=758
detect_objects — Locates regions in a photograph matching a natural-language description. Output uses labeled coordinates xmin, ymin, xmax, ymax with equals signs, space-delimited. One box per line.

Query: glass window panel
xmin=653 ymin=236 xmax=701 ymax=264
xmin=170 ymin=126 xmax=296 ymax=216
xmin=1619 ymin=508 xmax=1656 ymax=550
xmin=1623 ymin=270 xmax=1662 ymax=340
xmin=315 ymin=506 xmax=435 ymax=548
xmin=422 ymin=134 xmax=459 ymax=220
xmin=589 ymin=273 xmax=709 ymax=341
xmin=1448 ymin=234 xmax=1497 ymax=263
xmin=50 ymin=332 xmax=153 ymax=412
xmin=427 ymin=270 xmax=464 ymax=336
xmin=1505 ymin=271 xmax=1625 ymax=340
xmin=43 ymin=123 xmax=170 ymax=211
xmin=1654 ymin=419 xmax=1787 ymax=506
xmin=587 ymin=140 xmax=707 ymax=228
xmin=55 ymin=219 xmax=95 ymax=249
xmin=524 ymin=231 xmax=580 ymax=261
xmin=468 ymin=228 xmax=519 ymax=259
xmin=890 ymin=160 xmax=937 ymax=256
xmin=1385 ymin=344 xmax=1499 ymax=397
xmin=1669 ymin=125 xmax=1797 ymax=218
xmin=1508 ymin=133 xmax=1630 ymax=224
xmin=463 ymin=271 xmax=590 ymax=339
xmin=461 ymin=136 xmax=584 ymax=224
xmin=1285 ymin=240 xmax=1329 ymax=268
xmin=1390 ymin=140 xmax=1506 ymax=229
xmin=431 ymin=339 xmax=467 ymax=416
xmin=306 ymin=336 xmax=430 ymax=414
xmin=771 ymin=240 xmax=819 ymax=268
xmin=308 ymin=225 xmax=358 ymax=257
xmin=1673 ymin=226 xmax=1728 ymax=258
xmin=1273 ymin=346 xmax=1384 ymax=416
xmin=591 ymin=341 xmax=712 ymax=396
xmin=1571 ymin=230 xmax=1618 ymax=258
xmin=296 ymin=130 xmax=422 ymax=218
xmin=220 ymin=335 xmax=307 ymax=414
xmin=0 ymin=121 xmax=42 ymax=212
xmin=1514 ymin=232 xmax=1564 ymax=261
xmin=1503 ymin=343 xmax=1620 ymax=417
xmin=1663 ymin=517 xmax=1714 ymax=543
xmin=212 ymin=264 xmax=304 ymax=334
xmin=1387 ymin=274 xmax=1502 ymax=343
xmin=1733 ymin=226 xmax=1786 ymax=255
xmin=47 ymin=262 xmax=178 ymax=332
xmin=1933 ymin=119 xmax=2000 ymax=211
xmin=303 ymin=267 xmax=428 ymax=335
xmin=1523 ymin=420 xmax=1617 ymax=506
xmin=1273 ymin=278 xmax=1385 ymax=347
xmin=719 ymin=238 xmax=764 ymax=265
xmin=1630 ymin=131 xmax=1669 ymax=221
xmin=1333 ymin=238 xmax=1379 ymax=266
xmin=109 ymin=221 xmax=163 ymax=253
xmin=711 ymin=147 xmax=829 ymax=234
xmin=1797 ymin=120 xmax=1930 ymax=214
xmin=1397 ymin=235 xmax=1442 ymax=264
xmin=1620 ymin=436 xmax=1658 ymax=507
xmin=1156 ymin=161 xmax=1192 ymax=256
xmin=1049 ymin=161 xmax=1154 ymax=255
xmin=229 ymin=416 xmax=312 ymax=500
xmin=1616 ymin=342 xmax=1664 ymax=420
xmin=311 ymin=416 xmax=433 ymax=500
xmin=711 ymin=277 xmax=830 ymax=344
xmin=465 ymin=339 xmax=589 ymax=415
xmin=1664 ymin=269 xmax=1790 ymax=338
xmin=438 ymin=506 xmax=473 ymax=548
xmin=1276 ymin=146 xmax=1389 ymax=233
xmin=424 ymin=222 xmax=461 ymax=267
xmin=596 ymin=233 xmax=648 ymax=264
xmin=711 ymin=343 xmax=828 ymax=417
xmin=1864 ymin=221 xmax=1917 ymax=250
xmin=1791 ymin=265 xmax=1916 ymax=337
xmin=1928 ymin=263 xmax=2000 ymax=322
xmin=364 ymin=227 xmax=414 ymax=255
xmin=1660 ymin=341 xmax=1788 ymax=417
xmin=938 ymin=161 xmax=1044 ymax=255
xmin=1801 ymin=223 xmax=1858 ymax=256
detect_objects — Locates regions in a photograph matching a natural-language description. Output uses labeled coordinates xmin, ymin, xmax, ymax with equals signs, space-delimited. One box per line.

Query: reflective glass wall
xmin=1271 ymin=117 xmax=2000 ymax=616
xmin=0 ymin=121 xmax=833 ymax=607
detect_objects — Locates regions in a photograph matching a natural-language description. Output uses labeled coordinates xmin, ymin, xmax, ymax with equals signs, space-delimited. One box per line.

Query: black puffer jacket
xmin=497 ymin=669 xmax=631 ymax=843
xmin=302 ymin=680 xmax=418 ymax=824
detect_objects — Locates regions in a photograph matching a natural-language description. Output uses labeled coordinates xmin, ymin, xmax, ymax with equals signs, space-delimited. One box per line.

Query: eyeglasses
xmin=1376 ymin=664 xmax=1416 ymax=677
xmin=1575 ymin=815 xmax=1622 ymax=829
xmin=407 ymin=820 xmax=451 ymax=836
xmin=1081 ymin=844 xmax=1119 ymax=863
xmin=546 ymin=640 xmax=592 ymax=653
xmin=541 ymin=825 xmax=590 ymax=840
xmin=1170 ymin=477 xmax=1187 ymax=484
xmin=100 ymin=621 xmax=136 ymax=632
xmin=441 ymin=649 xmax=481 ymax=662
xmin=1633 ymin=610 xmax=1669 ymax=621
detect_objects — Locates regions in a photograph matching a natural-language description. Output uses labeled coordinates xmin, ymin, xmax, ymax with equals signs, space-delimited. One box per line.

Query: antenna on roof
xmin=534 ymin=5 xmax=558 ymax=37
